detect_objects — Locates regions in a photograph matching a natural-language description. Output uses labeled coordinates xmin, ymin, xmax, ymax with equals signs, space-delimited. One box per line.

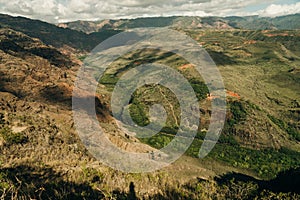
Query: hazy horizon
xmin=0 ymin=0 xmax=299 ymax=23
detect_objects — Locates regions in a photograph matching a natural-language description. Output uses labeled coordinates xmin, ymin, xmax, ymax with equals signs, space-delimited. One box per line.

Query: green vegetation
xmin=140 ymin=97 xmax=300 ymax=179
xmin=98 ymin=73 xmax=119 ymax=90
xmin=208 ymin=146 xmax=300 ymax=179
xmin=0 ymin=127 xmax=28 ymax=145
xmin=185 ymin=136 xmax=300 ymax=179
xmin=268 ymin=115 xmax=300 ymax=141
xmin=140 ymin=133 xmax=173 ymax=149
xmin=78 ymin=55 xmax=87 ymax=61
xmin=1 ymin=13 xmax=300 ymax=199
xmin=98 ymin=45 xmax=300 ymax=180
xmin=128 ymin=85 xmax=180 ymax=134
xmin=129 ymin=102 xmax=150 ymax=127
xmin=227 ymin=101 xmax=247 ymax=127
xmin=189 ymin=78 xmax=209 ymax=101
xmin=218 ymin=100 xmax=248 ymax=145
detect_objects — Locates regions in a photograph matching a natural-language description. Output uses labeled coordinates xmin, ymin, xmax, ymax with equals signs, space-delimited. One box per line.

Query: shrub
xmin=267 ymin=115 xmax=300 ymax=141
xmin=129 ymin=102 xmax=149 ymax=126
xmin=0 ymin=113 xmax=4 ymax=125
xmin=0 ymin=127 xmax=28 ymax=145
xmin=189 ymin=78 xmax=209 ymax=101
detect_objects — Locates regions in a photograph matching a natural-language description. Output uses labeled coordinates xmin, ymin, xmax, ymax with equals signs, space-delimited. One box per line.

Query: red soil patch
xmin=206 ymin=90 xmax=240 ymax=100
xmin=134 ymin=61 xmax=142 ymax=65
xmin=264 ymin=33 xmax=290 ymax=37
xmin=226 ymin=90 xmax=240 ymax=99
xmin=178 ymin=64 xmax=194 ymax=70
xmin=244 ymin=40 xmax=257 ymax=45
xmin=262 ymin=30 xmax=291 ymax=37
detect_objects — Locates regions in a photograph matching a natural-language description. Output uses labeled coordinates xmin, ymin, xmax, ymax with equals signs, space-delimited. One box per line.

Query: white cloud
xmin=258 ymin=2 xmax=300 ymax=17
xmin=0 ymin=0 xmax=297 ymax=23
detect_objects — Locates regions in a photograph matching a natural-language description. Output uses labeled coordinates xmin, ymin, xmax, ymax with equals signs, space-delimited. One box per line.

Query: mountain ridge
xmin=57 ymin=14 xmax=300 ymax=34
xmin=0 ymin=13 xmax=121 ymax=51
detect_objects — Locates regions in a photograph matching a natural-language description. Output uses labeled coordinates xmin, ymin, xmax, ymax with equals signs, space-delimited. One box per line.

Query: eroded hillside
xmin=0 ymin=15 xmax=300 ymax=199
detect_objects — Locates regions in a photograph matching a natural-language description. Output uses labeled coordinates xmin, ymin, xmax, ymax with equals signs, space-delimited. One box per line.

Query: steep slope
xmin=95 ymin=29 xmax=300 ymax=180
xmin=1 ymin=14 xmax=300 ymax=199
xmin=0 ymin=28 xmax=75 ymax=68
xmin=1 ymin=25 xmax=244 ymax=199
xmin=0 ymin=14 xmax=120 ymax=51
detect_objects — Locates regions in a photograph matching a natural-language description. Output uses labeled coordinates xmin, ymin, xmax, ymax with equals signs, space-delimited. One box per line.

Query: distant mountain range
xmin=0 ymin=13 xmax=299 ymax=51
xmin=58 ymin=14 xmax=300 ymax=33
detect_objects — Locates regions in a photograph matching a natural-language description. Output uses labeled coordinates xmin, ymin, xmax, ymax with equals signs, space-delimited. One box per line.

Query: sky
xmin=0 ymin=0 xmax=299 ymax=23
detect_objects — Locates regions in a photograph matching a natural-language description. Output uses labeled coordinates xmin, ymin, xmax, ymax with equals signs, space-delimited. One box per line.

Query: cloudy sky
xmin=0 ymin=0 xmax=299 ymax=23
